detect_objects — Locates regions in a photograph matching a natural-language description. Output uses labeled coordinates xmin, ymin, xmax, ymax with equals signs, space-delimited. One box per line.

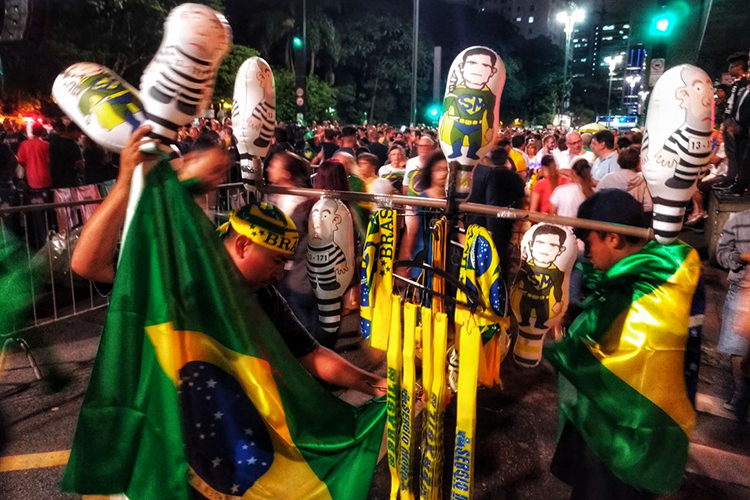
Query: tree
xmin=274 ymin=69 xmax=337 ymax=123
xmin=0 ymin=0 xmax=226 ymax=104
xmin=214 ymin=45 xmax=261 ymax=100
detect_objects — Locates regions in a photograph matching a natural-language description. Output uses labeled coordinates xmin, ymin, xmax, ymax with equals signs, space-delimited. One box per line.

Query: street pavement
xmin=1 ymin=229 xmax=749 ymax=499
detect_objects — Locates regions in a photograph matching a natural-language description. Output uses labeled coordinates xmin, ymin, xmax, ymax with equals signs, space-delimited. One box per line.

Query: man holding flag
xmin=65 ymin=126 xmax=387 ymax=500
xmin=545 ymin=189 xmax=701 ymax=499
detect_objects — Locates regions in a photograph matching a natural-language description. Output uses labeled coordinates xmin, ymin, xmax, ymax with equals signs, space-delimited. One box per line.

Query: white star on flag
xmin=242 ymin=445 xmax=248 ymax=450
xmin=244 ymin=428 xmax=253 ymax=436
xmin=212 ymin=457 xmax=222 ymax=468
xmin=247 ymin=457 xmax=257 ymax=465
xmin=231 ymin=484 xmax=239 ymax=494
xmin=214 ymin=411 xmax=224 ymax=420
xmin=206 ymin=378 xmax=218 ymax=388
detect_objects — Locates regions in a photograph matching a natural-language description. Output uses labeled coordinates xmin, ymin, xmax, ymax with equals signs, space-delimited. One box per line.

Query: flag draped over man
xmin=61 ymin=158 xmax=386 ymax=500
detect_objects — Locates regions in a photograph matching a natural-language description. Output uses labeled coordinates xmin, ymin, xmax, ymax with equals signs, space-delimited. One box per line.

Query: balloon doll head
xmin=676 ymin=65 xmax=714 ymax=132
xmin=310 ymin=198 xmax=343 ymax=245
xmin=526 ymin=224 xmax=567 ymax=268
xmin=256 ymin=59 xmax=275 ymax=102
xmin=459 ymin=48 xmax=499 ymax=89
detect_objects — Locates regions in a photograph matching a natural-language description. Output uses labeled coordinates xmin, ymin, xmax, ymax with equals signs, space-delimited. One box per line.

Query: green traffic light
xmin=655 ymin=17 xmax=669 ymax=32
xmin=427 ymin=106 xmax=440 ymax=118
xmin=293 ymin=36 xmax=303 ymax=48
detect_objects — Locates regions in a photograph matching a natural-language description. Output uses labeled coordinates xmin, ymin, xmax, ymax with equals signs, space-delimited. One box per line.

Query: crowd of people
xmin=2 ymin=50 xmax=750 ymax=500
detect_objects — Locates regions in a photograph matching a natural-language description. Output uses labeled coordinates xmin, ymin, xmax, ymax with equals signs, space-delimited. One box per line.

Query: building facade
xmin=475 ymin=0 xmax=567 ymax=45
xmin=570 ymin=15 xmax=632 ymax=113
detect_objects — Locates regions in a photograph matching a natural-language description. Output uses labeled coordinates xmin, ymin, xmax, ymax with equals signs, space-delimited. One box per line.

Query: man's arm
xmin=299 ymin=346 xmax=387 ymax=397
xmin=71 ymin=126 xmax=155 ymax=283
xmin=716 ymin=216 xmax=745 ymax=272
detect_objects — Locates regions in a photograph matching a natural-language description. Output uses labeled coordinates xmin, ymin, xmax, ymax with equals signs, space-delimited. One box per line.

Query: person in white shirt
xmin=590 ymin=130 xmax=620 ymax=184
xmin=549 ymin=158 xmax=595 ymax=218
xmin=554 ymin=131 xmax=595 ymax=170
xmin=596 ymin=147 xmax=653 ymax=214
xmin=404 ymin=136 xmax=436 ymax=193
xmin=533 ymin=134 xmax=558 ymax=170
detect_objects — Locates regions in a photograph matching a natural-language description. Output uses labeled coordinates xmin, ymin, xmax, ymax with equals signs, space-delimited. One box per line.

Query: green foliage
xmin=274 ymin=69 xmax=338 ymax=123
xmin=214 ymin=45 xmax=260 ymax=100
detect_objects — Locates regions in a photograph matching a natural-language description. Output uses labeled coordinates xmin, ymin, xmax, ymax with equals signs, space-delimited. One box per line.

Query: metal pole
xmin=562 ymin=19 xmax=571 ymax=112
xmin=254 ymin=184 xmax=654 ymax=239
xmin=607 ymin=72 xmax=613 ymax=128
xmin=433 ymin=46 xmax=442 ymax=102
xmin=410 ymin=0 xmax=420 ymax=126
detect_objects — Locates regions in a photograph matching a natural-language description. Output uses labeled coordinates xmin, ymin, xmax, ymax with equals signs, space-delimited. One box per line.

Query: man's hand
xmin=118 ymin=126 xmax=157 ymax=189
xmin=176 ymin=148 xmax=232 ymax=194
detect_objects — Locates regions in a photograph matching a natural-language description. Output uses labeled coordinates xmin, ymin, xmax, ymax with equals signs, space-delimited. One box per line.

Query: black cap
xmin=575 ymin=189 xmax=648 ymax=238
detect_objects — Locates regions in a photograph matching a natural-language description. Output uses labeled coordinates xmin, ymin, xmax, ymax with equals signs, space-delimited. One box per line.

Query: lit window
xmin=573 ymin=38 xmax=579 ymax=42
xmin=516 ymin=16 xmax=521 ymax=22
xmin=623 ymin=24 xmax=630 ymax=29
xmin=580 ymin=58 xmax=587 ymax=62
xmin=623 ymin=35 xmax=628 ymax=39
xmin=529 ymin=16 xmax=534 ymax=23
xmin=602 ymin=36 xmax=613 ymax=41
xmin=603 ymin=25 xmax=614 ymax=30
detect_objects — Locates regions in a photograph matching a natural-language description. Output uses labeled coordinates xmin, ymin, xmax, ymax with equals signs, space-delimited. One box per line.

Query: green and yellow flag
xmin=544 ymin=241 xmax=701 ymax=494
xmin=361 ymin=209 xmax=396 ymax=351
xmin=61 ymin=159 xmax=386 ymax=500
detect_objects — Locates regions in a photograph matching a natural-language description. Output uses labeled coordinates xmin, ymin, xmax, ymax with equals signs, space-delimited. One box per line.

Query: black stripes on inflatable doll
xmin=139 ymin=4 xmax=231 ymax=142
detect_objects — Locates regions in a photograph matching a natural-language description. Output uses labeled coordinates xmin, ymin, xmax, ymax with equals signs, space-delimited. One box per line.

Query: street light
xmin=625 ymin=75 xmax=642 ymax=114
xmin=605 ymin=54 xmax=623 ymax=129
xmin=557 ymin=7 xmax=585 ymax=116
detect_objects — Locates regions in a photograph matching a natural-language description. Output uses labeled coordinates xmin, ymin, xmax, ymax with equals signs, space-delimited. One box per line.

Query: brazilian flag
xmin=61 ymin=159 xmax=386 ymax=499
xmin=544 ymin=241 xmax=701 ymax=494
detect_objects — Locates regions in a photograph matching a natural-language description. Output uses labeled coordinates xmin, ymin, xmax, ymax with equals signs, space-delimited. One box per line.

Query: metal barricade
xmin=0 ymin=195 xmax=110 ymax=348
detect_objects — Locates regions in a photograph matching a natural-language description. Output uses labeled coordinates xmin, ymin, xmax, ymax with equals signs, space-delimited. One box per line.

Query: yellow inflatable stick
xmin=399 ymin=303 xmax=419 ymax=500
xmin=386 ymin=295 xmax=403 ymax=500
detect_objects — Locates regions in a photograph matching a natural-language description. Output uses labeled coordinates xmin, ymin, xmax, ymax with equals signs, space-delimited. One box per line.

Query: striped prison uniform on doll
xmin=143 ymin=46 xmax=212 ymax=142
xmin=251 ymin=100 xmax=275 ymax=148
xmin=307 ymin=242 xmax=347 ymax=334
xmin=660 ymin=125 xmax=712 ymax=186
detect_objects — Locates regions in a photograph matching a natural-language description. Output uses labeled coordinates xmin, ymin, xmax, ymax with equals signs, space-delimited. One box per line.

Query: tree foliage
xmin=274 ymin=69 xmax=338 ymax=124
xmin=214 ymin=45 xmax=261 ymax=101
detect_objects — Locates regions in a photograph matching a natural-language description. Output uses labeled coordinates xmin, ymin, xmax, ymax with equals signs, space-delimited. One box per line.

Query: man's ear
xmin=610 ymin=232 xmax=627 ymax=250
xmin=235 ymin=235 xmax=251 ymax=258
xmin=491 ymin=67 xmax=498 ymax=77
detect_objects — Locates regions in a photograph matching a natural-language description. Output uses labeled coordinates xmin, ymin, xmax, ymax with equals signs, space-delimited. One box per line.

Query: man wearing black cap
xmin=546 ymin=189 xmax=702 ymax=499
xmin=334 ymin=125 xmax=358 ymax=158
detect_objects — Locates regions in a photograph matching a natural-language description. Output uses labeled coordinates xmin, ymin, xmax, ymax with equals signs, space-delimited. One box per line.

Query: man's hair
xmin=496 ymin=139 xmax=510 ymax=149
xmin=192 ymin=131 xmax=221 ymax=152
xmin=511 ymin=134 xmax=525 ymax=148
xmin=358 ymin=152 xmax=379 ymax=169
xmin=324 ymin=128 xmax=336 ymax=141
xmin=31 ymin=123 xmax=45 ymax=138
xmin=273 ymin=151 xmax=311 ymax=187
xmin=489 ymin=147 xmax=509 ymax=167
xmin=314 ymin=159 xmax=350 ymax=191
xmin=581 ymin=132 xmax=593 ymax=147
xmin=462 ymin=47 xmax=497 ymax=67
xmin=531 ymin=224 xmax=567 ymax=247
xmin=540 ymin=154 xmax=555 ymax=167
xmin=617 ymin=147 xmax=640 ymax=170
xmin=727 ymin=51 xmax=748 ymax=71
xmin=593 ymin=130 xmax=615 ymax=150
xmin=629 ymin=131 xmax=643 ymax=145
xmin=617 ymin=137 xmax=632 ymax=149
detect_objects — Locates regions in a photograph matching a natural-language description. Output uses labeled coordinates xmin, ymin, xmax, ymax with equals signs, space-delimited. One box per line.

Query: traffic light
xmin=425 ymin=104 xmax=441 ymax=122
xmin=293 ymin=36 xmax=303 ymax=49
